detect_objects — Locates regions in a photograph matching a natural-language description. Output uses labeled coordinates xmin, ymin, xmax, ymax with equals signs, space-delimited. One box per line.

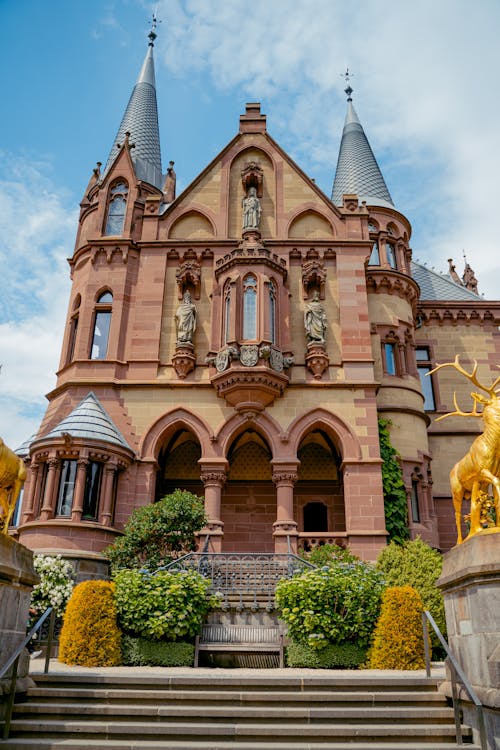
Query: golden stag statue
xmin=0 ymin=437 xmax=27 ymax=534
xmin=429 ymin=355 xmax=500 ymax=544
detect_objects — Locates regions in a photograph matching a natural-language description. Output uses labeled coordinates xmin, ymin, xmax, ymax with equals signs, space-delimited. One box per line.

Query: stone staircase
xmin=1 ymin=669 xmax=480 ymax=749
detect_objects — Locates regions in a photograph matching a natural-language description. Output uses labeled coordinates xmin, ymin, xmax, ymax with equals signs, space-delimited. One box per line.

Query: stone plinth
xmin=438 ymin=532 xmax=500 ymax=749
xmin=0 ymin=535 xmax=39 ymax=705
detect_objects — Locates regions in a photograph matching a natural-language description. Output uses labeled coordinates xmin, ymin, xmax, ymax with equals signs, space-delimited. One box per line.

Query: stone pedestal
xmin=0 ymin=535 xmax=39 ymax=709
xmin=438 ymin=533 xmax=500 ymax=749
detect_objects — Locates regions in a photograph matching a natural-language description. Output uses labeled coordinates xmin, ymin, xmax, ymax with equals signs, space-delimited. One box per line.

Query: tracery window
xmin=90 ymin=291 xmax=113 ymax=360
xmin=243 ymin=274 xmax=257 ymax=340
xmin=104 ymin=181 xmax=128 ymax=236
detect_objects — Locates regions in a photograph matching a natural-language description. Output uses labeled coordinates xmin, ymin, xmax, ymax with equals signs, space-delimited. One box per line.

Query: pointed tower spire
xmin=103 ymin=16 xmax=162 ymax=189
xmin=331 ymin=73 xmax=393 ymax=208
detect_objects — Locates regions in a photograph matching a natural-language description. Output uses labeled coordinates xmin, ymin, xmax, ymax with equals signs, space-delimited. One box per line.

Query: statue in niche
xmin=242 ymin=186 xmax=262 ymax=230
xmin=304 ymin=290 xmax=327 ymax=345
xmin=175 ymin=290 xmax=197 ymax=344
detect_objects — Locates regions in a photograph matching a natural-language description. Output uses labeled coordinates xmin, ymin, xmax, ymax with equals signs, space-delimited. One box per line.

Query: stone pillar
xmin=71 ymin=457 xmax=89 ymax=522
xmin=199 ymin=462 xmax=227 ymax=552
xmin=272 ymin=462 xmax=299 ymax=553
xmin=39 ymin=456 xmax=59 ymax=521
xmin=0 ymin=536 xmax=39 ymax=710
xmin=21 ymin=460 xmax=41 ymax=523
xmin=342 ymin=460 xmax=387 ymax=561
xmin=438 ymin=533 xmax=500 ymax=750
xmin=99 ymin=462 xmax=118 ymax=527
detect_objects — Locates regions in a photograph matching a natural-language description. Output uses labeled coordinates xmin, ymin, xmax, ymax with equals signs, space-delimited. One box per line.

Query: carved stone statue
xmin=175 ymin=291 xmax=197 ymax=344
xmin=304 ymin=291 xmax=327 ymax=345
xmin=242 ymin=187 xmax=261 ymax=230
xmin=0 ymin=437 xmax=26 ymax=534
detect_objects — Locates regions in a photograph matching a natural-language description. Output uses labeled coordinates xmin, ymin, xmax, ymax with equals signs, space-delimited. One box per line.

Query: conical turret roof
xmin=103 ymin=26 xmax=162 ymax=189
xmin=331 ymin=90 xmax=394 ymax=209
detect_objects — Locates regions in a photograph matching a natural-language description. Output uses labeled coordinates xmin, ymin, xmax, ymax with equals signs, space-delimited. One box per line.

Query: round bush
xmin=59 ymin=580 xmax=121 ymax=666
xmin=366 ymin=585 xmax=425 ymax=670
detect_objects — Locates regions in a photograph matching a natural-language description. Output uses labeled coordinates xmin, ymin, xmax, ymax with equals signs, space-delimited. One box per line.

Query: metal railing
xmin=0 ymin=607 xmax=56 ymax=740
xmin=422 ymin=610 xmax=487 ymax=750
xmin=156 ymin=551 xmax=314 ymax=610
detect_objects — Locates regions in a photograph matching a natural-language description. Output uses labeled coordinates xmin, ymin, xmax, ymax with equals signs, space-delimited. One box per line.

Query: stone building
xmin=12 ymin=30 xmax=500 ymax=574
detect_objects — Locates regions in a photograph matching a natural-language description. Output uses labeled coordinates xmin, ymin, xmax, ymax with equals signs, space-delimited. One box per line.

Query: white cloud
xmin=0 ymin=154 xmax=75 ymax=449
xmin=157 ymin=0 xmax=500 ymax=298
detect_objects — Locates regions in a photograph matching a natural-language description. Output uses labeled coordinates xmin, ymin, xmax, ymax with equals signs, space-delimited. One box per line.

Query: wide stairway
xmin=2 ymin=669 xmax=480 ymax=749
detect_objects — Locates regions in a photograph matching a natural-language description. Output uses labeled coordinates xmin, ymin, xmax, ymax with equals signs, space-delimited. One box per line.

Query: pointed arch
xmin=285 ymin=408 xmax=362 ymax=462
xmin=287 ymin=208 xmax=335 ymax=239
xmin=139 ymin=408 xmax=216 ymax=461
xmin=169 ymin=209 xmax=216 ymax=239
xmin=215 ymin=410 xmax=283 ymax=460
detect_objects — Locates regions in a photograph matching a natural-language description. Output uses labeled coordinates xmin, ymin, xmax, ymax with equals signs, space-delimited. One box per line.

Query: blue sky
xmin=1 ymin=0 xmax=500 ymax=449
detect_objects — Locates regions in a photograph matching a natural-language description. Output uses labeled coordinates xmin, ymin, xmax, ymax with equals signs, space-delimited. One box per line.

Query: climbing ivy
xmin=378 ymin=418 xmax=410 ymax=544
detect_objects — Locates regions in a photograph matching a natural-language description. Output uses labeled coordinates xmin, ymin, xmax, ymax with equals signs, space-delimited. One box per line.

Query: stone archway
xmin=156 ymin=429 xmax=204 ymax=502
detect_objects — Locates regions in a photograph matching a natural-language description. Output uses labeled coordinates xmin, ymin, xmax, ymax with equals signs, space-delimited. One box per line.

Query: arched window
xmin=82 ymin=461 xmax=103 ymax=520
xmin=90 ymin=291 xmax=113 ymax=360
xmin=268 ymin=280 xmax=277 ymax=344
xmin=386 ymin=242 xmax=397 ymax=269
xmin=56 ymin=459 xmax=77 ymax=517
xmin=104 ymin=181 xmax=128 ymax=236
xmin=67 ymin=295 xmax=81 ymax=364
xmin=368 ymin=241 xmax=380 ymax=265
xmin=384 ymin=342 xmax=397 ymax=375
xmin=243 ymin=274 xmax=257 ymax=340
xmin=224 ymin=281 xmax=232 ymax=344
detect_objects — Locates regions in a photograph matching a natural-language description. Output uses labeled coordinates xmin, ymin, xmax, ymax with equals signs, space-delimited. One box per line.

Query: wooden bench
xmin=194 ymin=624 xmax=285 ymax=668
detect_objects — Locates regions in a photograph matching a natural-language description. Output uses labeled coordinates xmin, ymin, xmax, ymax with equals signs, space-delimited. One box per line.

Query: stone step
xmin=6 ymin=718 xmax=474 ymax=742
xmin=0 ymin=741 xmax=483 ymax=750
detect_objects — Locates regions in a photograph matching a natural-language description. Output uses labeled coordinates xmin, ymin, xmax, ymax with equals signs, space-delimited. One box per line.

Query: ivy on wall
xmin=378 ymin=418 xmax=410 ymax=544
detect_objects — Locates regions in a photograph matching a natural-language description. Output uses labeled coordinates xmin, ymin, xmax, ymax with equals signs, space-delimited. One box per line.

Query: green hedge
xmin=286 ymin=641 xmax=367 ymax=669
xmin=122 ymin=635 xmax=194 ymax=667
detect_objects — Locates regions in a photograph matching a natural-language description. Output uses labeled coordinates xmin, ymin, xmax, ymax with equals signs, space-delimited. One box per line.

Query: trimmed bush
xmin=59 ymin=580 xmax=121 ymax=666
xmin=286 ymin=640 xmax=367 ymax=669
xmin=300 ymin=543 xmax=359 ymax=566
xmin=121 ymin=635 xmax=194 ymax=666
xmin=366 ymin=585 xmax=425 ymax=670
xmin=114 ymin=568 xmax=213 ymax=640
xmin=275 ymin=562 xmax=385 ymax=650
xmin=376 ymin=537 xmax=446 ymax=643
xmin=105 ymin=490 xmax=207 ymax=571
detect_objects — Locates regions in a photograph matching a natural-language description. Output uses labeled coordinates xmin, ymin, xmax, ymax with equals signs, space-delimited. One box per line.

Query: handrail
xmin=422 ymin=610 xmax=487 ymax=750
xmin=0 ymin=607 xmax=55 ymax=740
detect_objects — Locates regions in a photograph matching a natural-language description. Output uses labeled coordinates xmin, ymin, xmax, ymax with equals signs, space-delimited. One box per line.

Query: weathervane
xmin=148 ymin=10 xmax=162 ymax=45
xmin=341 ymin=68 xmax=354 ymax=100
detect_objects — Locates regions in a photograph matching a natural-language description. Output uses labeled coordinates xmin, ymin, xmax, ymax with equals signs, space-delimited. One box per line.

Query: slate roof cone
xmin=103 ymin=20 xmax=163 ymax=189
xmin=331 ymin=82 xmax=393 ymax=208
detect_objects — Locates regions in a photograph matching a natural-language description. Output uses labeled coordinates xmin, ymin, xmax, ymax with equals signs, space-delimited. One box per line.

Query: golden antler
xmin=428 ymin=354 xmax=500 ymax=422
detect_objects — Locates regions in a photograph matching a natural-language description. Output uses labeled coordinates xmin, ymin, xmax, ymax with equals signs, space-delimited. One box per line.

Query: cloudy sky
xmin=1 ymin=0 xmax=499 ymax=449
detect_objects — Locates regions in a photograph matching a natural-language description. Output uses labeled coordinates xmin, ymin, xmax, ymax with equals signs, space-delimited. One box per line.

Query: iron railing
xmin=156 ymin=551 xmax=315 ymax=610
xmin=0 ymin=607 xmax=56 ymax=740
xmin=422 ymin=610 xmax=487 ymax=750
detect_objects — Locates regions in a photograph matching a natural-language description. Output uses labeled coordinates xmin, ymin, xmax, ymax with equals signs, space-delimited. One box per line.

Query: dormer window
xmin=90 ymin=291 xmax=113 ymax=360
xmin=243 ymin=275 xmax=257 ymax=340
xmin=104 ymin=181 xmax=128 ymax=236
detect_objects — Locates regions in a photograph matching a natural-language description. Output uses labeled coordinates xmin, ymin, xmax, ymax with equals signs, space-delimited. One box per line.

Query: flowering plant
xmin=30 ymin=554 xmax=75 ymax=616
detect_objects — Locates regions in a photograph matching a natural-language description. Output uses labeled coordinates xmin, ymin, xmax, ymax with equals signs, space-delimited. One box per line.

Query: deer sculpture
xmin=429 ymin=355 xmax=500 ymax=544
xmin=0 ymin=437 xmax=27 ymax=534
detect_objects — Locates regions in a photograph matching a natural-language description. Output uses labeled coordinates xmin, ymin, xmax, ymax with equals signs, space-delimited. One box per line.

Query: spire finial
xmin=148 ymin=11 xmax=160 ymax=46
xmin=341 ymin=68 xmax=354 ymax=101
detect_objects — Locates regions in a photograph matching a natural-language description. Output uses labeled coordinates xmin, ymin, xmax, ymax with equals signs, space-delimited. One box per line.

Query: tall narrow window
xmin=416 ymin=347 xmax=436 ymax=410
xmin=269 ymin=280 xmax=276 ymax=345
xmin=67 ymin=295 xmax=81 ymax=364
xmin=224 ymin=281 xmax=232 ymax=344
xmin=384 ymin=342 xmax=396 ymax=375
xmin=82 ymin=461 xmax=102 ymax=520
xmin=243 ymin=275 xmax=257 ymax=340
xmin=368 ymin=241 xmax=380 ymax=265
xmin=90 ymin=291 xmax=113 ymax=360
xmin=104 ymin=181 xmax=128 ymax=236
xmin=410 ymin=479 xmax=420 ymax=523
xmin=386 ymin=242 xmax=397 ymax=269
xmin=56 ymin=460 xmax=77 ymax=516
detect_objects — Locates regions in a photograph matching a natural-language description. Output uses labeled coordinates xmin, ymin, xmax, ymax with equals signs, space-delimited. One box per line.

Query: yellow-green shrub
xmin=59 ymin=580 xmax=122 ymax=666
xmin=366 ymin=585 xmax=425 ymax=670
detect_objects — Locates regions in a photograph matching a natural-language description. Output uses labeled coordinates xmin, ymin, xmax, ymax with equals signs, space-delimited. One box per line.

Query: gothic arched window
xmin=224 ymin=280 xmax=232 ymax=344
xmin=243 ymin=274 xmax=257 ymax=340
xmin=368 ymin=241 xmax=380 ymax=265
xmin=66 ymin=294 xmax=81 ymax=364
xmin=386 ymin=242 xmax=397 ymax=269
xmin=104 ymin=181 xmax=128 ymax=236
xmin=90 ymin=291 xmax=113 ymax=360
xmin=268 ymin=279 xmax=277 ymax=344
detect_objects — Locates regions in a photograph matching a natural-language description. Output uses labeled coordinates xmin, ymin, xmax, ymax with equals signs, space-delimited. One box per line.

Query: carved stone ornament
xmin=302 ymin=259 xmax=326 ymax=300
xmin=241 ymin=161 xmax=264 ymax=198
xmin=306 ymin=343 xmax=329 ymax=380
xmin=240 ymin=345 xmax=259 ymax=367
xmin=269 ymin=348 xmax=284 ymax=372
xmin=172 ymin=344 xmax=196 ymax=379
xmin=176 ymin=259 xmax=201 ymax=300
xmin=215 ymin=349 xmax=231 ymax=373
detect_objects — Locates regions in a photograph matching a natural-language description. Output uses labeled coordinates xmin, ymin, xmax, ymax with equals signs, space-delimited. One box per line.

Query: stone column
xmin=199 ymin=461 xmax=227 ymax=552
xmin=71 ymin=457 xmax=89 ymax=522
xmin=21 ymin=459 xmax=41 ymax=523
xmin=272 ymin=462 xmax=299 ymax=553
xmin=99 ymin=462 xmax=118 ymax=527
xmin=39 ymin=456 xmax=60 ymax=521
